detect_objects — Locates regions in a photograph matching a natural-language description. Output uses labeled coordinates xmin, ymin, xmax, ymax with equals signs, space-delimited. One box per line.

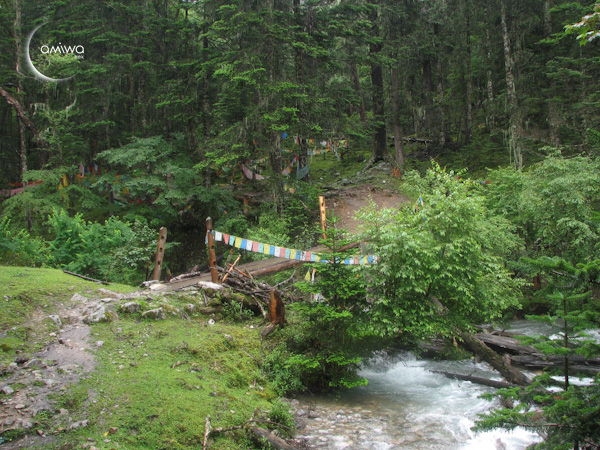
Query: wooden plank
xmin=206 ymin=218 xmax=219 ymax=284
xmin=151 ymin=227 xmax=167 ymax=281
xmin=319 ymin=195 xmax=327 ymax=239
xmin=221 ymin=255 xmax=241 ymax=283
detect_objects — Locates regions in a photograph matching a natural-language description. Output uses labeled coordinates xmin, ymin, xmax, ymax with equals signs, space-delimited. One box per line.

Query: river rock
xmin=24 ymin=358 xmax=44 ymax=369
xmin=97 ymin=288 xmax=124 ymax=299
xmin=1 ymin=385 xmax=15 ymax=395
xmin=142 ymin=308 xmax=166 ymax=320
xmin=84 ymin=306 xmax=115 ymax=324
xmin=196 ymin=281 xmax=223 ymax=297
xmin=184 ymin=304 xmax=198 ymax=314
xmin=70 ymin=419 xmax=90 ymax=429
xmin=47 ymin=314 xmax=62 ymax=327
xmin=70 ymin=293 xmax=89 ymax=303
xmin=119 ymin=302 xmax=141 ymax=314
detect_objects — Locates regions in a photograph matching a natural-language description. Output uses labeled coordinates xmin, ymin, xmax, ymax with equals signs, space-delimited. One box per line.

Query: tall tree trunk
xmin=500 ymin=0 xmax=523 ymax=169
xmin=465 ymin=0 xmax=473 ymax=142
xmin=265 ymin=0 xmax=284 ymax=211
xmin=485 ymin=4 xmax=495 ymax=129
xmin=369 ymin=5 xmax=386 ymax=164
xmin=390 ymin=66 xmax=405 ymax=167
xmin=544 ymin=0 xmax=561 ymax=147
xmin=350 ymin=60 xmax=368 ymax=124
xmin=13 ymin=0 xmax=27 ymax=180
xmin=433 ymin=23 xmax=446 ymax=146
xmin=294 ymin=0 xmax=309 ymax=182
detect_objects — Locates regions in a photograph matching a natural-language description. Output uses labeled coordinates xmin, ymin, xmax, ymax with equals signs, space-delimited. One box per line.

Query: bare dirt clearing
xmin=328 ymin=184 xmax=410 ymax=235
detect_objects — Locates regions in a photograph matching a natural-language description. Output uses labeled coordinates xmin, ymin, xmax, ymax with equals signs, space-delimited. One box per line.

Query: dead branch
xmin=222 ymin=255 xmax=242 ymax=283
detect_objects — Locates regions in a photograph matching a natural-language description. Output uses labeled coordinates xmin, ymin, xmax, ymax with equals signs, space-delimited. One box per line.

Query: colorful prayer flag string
xmin=210 ymin=230 xmax=378 ymax=265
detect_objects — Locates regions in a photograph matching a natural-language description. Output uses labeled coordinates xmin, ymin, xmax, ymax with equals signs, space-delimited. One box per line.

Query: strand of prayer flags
xmin=208 ymin=230 xmax=378 ymax=265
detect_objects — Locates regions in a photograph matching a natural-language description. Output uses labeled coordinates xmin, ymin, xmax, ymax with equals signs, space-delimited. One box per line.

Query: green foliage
xmin=475 ymin=214 xmax=600 ymax=448
xmin=46 ymin=209 xmax=156 ymax=284
xmin=0 ymin=217 xmax=49 ymax=266
xmin=565 ymin=2 xmax=600 ymax=45
xmin=358 ymin=163 xmax=523 ymax=338
xmin=267 ymin=399 xmax=295 ymax=438
xmin=486 ymin=153 xmax=600 ymax=264
xmin=266 ymin=219 xmax=376 ymax=393
xmin=97 ymin=136 xmax=236 ymax=229
xmin=475 ymin=378 xmax=600 ymax=449
xmin=221 ymin=298 xmax=254 ymax=322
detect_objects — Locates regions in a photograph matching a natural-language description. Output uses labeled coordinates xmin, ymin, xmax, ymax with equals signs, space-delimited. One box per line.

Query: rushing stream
xmin=294 ymin=352 xmax=542 ymax=450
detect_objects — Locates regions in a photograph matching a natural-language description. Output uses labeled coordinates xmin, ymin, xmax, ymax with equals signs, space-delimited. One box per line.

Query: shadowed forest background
xmin=1 ymin=1 xmax=599 ymax=264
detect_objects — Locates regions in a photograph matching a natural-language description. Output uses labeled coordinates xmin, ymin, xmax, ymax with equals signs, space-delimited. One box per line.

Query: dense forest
xmin=1 ymin=1 xmax=600 ymax=449
xmin=1 ymin=0 xmax=599 ymax=240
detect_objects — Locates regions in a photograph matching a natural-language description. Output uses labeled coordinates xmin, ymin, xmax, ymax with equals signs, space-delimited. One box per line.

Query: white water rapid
xmin=294 ymin=352 xmax=542 ymax=450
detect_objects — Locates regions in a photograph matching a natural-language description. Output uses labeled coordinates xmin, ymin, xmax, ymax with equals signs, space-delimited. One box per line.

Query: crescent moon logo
xmin=25 ymin=23 xmax=75 ymax=83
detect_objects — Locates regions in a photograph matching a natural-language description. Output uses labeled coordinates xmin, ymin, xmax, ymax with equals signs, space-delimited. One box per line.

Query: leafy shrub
xmin=46 ymin=209 xmax=156 ymax=284
xmin=358 ymin=163 xmax=524 ymax=337
xmin=221 ymin=298 xmax=254 ymax=322
xmin=0 ymin=217 xmax=50 ymax=266
xmin=485 ymin=153 xmax=600 ymax=264
xmin=267 ymin=399 xmax=294 ymax=438
xmin=269 ymin=218 xmax=375 ymax=393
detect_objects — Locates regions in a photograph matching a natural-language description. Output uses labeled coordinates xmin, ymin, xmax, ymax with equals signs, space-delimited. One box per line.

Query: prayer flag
xmin=234 ymin=237 xmax=242 ymax=248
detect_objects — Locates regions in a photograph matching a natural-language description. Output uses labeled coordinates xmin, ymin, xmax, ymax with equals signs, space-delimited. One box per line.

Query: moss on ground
xmin=61 ymin=318 xmax=279 ymax=449
xmin=0 ymin=266 xmax=137 ymax=366
xmin=0 ymin=267 xmax=290 ymax=450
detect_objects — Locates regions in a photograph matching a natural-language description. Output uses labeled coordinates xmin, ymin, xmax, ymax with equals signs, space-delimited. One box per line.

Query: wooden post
xmin=319 ymin=195 xmax=327 ymax=239
xmin=267 ymin=289 xmax=285 ymax=326
xmin=206 ymin=217 xmax=219 ymax=283
xmin=152 ymin=227 xmax=168 ymax=281
xmin=243 ymin=195 xmax=249 ymax=215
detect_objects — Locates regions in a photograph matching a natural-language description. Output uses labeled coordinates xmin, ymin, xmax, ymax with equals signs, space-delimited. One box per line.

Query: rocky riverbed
xmin=289 ymin=353 xmax=542 ymax=450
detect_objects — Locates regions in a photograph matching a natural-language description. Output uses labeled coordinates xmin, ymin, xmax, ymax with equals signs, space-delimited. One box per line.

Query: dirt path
xmin=328 ymin=184 xmax=410 ymax=235
xmin=0 ymin=289 xmax=130 ymax=448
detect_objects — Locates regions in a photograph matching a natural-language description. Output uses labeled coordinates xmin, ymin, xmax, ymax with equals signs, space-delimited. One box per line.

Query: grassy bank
xmin=0 ymin=266 xmax=289 ymax=450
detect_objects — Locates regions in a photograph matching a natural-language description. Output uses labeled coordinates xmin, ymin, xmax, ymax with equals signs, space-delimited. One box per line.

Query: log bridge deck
xmin=153 ymin=241 xmax=359 ymax=292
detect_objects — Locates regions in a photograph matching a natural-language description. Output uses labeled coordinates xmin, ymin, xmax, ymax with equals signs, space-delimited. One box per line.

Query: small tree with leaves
xmin=268 ymin=217 xmax=377 ymax=393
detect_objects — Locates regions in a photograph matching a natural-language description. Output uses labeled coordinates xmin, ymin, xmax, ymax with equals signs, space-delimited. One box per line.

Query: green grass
xmin=309 ymin=149 xmax=370 ymax=186
xmin=65 ymin=318 xmax=279 ymax=450
xmin=0 ymin=266 xmax=137 ymax=366
xmin=0 ymin=267 xmax=291 ymax=450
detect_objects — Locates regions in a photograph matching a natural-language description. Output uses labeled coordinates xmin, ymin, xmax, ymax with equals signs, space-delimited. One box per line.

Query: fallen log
xmin=474 ymin=333 xmax=539 ymax=356
xmin=510 ymin=355 xmax=600 ymax=374
xmin=63 ymin=270 xmax=110 ymax=285
xmin=458 ymin=331 xmax=530 ymax=386
xmin=248 ymin=241 xmax=361 ymax=278
xmin=250 ymin=427 xmax=300 ymax=450
xmin=431 ymin=370 xmax=518 ymax=389
xmin=428 ymin=296 xmax=531 ymax=387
